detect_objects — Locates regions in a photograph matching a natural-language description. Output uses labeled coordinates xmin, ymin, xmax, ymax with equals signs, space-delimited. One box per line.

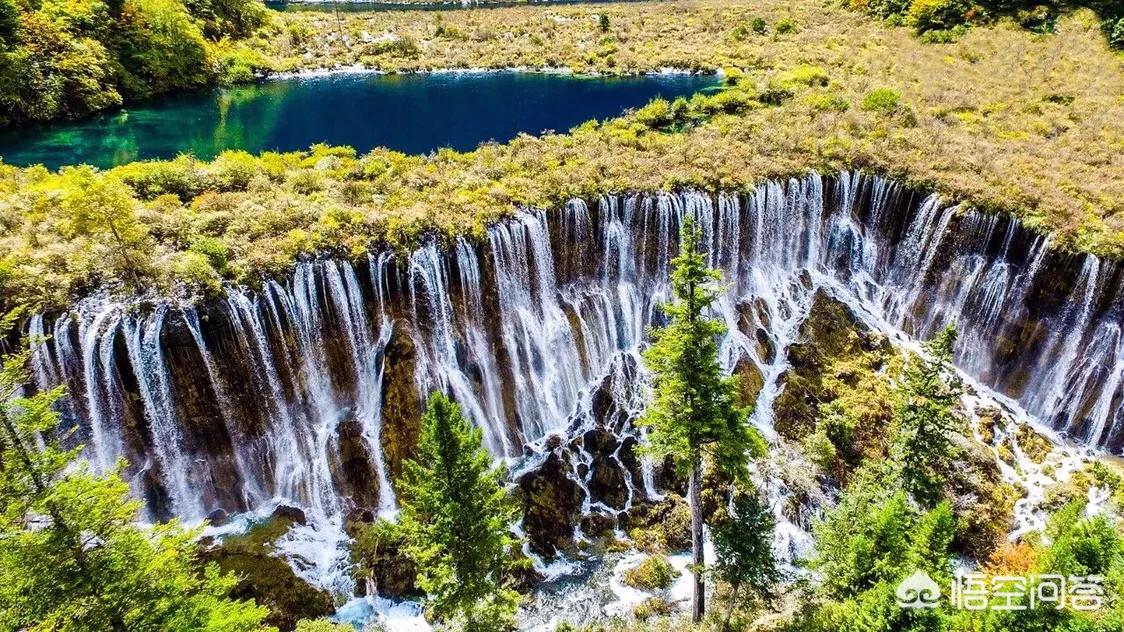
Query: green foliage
xmin=775 ymin=17 xmax=798 ymax=33
xmin=116 ymin=0 xmax=212 ymax=99
xmin=849 ymin=0 xmax=1123 ymax=49
xmin=599 ymin=13 xmax=610 ymax=32
xmin=907 ymin=0 xmax=973 ymax=32
xmin=0 ymin=0 xmax=267 ymax=126
xmin=639 ymin=215 xmax=765 ymax=620
xmin=710 ymin=489 xmax=780 ymax=608
xmin=804 ymin=467 xmax=956 ymax=632
xmin=622 ymin=555 xmax=680 ymax=590
xmin=397 ymin=392 xmax=519 ymax=632
xmin=861 ymin=87 xmax=903 ymax=112
xmin=0 ymin=315 xmax=273 ymax=631
xmin=950 ymin=501 xmax=1124 ymax=631
xmin=891 ymin=325 xmax=964 ymax=507
xmin=639 ymin=215 xmax=763 ymax=475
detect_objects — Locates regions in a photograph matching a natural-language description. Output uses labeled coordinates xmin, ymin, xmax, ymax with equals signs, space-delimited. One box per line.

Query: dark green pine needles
xmin=397 ymin=392 xmax=520 ymax=632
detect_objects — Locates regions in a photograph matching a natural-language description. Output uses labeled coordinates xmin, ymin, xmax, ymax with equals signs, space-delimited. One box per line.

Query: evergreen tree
xmin=0 ymin=309 xmax=273 ymax=632
xmin=891 ymin=325 xmax=964 ymax=507
xmin=397 ymin=392 xmax=519 ymax=632
xmin=806 ymin=465 xmax=956 ymax=632
xmin=710 ymin=488 xmax=780 ymax=632
xmin=639 ymin=214 xmax=765 ymax=622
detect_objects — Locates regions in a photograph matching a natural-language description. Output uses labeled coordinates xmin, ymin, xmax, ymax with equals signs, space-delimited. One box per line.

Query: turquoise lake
xmin=0 ymin=72 xmax=718 ymax=170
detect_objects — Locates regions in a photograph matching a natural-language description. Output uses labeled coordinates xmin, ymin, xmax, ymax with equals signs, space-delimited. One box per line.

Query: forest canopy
xmin=0 ymin=0 xmax=269 ymax=126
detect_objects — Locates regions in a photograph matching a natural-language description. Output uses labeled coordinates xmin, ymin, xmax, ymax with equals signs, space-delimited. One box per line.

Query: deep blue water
xmin=0 ymin=72 xmax=717 ymax=170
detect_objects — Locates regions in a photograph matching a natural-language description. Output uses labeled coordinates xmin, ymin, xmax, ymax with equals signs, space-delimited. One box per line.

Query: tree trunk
xmin=689 ymin=449 xmax=705 ymax=623
xmin=723 ymin=582 xmax=741 ymax=632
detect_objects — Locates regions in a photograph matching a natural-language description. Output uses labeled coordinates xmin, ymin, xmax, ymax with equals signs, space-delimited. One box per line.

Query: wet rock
xmin=588 ymin=455 xmax=628 ymax=510
xmin=518 ymin=450 xmax=585 ymax=559
xmin=590 ymin=372 xmax=617 ymax=425
xmin=201 ymin=546 xmax=334 ymax=632
xmin=755 ymin=328 xmax=775 ymax=364
xmin=624 ymin=494 xmax=691 ymax=552
xmin=346 ymin=507 xmax=376 ymax=525
xmin=583 ymin=428 xmax=620 ymax=456
xmin=380 ymin=329 xmax=423 ymax=480
xmin=619 ymin=436 xmax=649 ymax=501
xmin=773 ymin=290 xmax=869 ymax=441
xmin=349 ymin=520 xmax=419 ymax=599
xmin=270 ymin=505 xmax=307 ymax=526
xmin=206 ymin=508 xmax=229 ymax=527
xmin=507 ymin=547 xmax=546 ymax=594
xmin=329 ymin=415 xmax=380 ymax=509
xmin=733 ymin=355 xmax=765 ymax=407
xmin=201 ymin=515 xmax=331 ymax=632
xmin=580 ymin=511 xmax=617 ymax=539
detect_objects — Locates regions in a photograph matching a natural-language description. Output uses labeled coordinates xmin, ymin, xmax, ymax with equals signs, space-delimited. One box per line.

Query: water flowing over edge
xmin=22 ymin=170 xmax=1124 ymax=613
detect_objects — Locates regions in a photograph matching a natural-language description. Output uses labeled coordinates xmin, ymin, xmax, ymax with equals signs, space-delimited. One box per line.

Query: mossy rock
xmin=380 ymin=329 xmax=424 ymax=481
xmin=773 ymin=290 xmax=871 ymax=441
xmin=624 ymin=494 xmax=691 ymax=553
xmin=202 ymin=547 xmax=334 ymax=632
xmin=349 ymin=518 xmax=419 ymax=599
xmin=517 ymin=448 xmax=585 ymax=558
xmin=947 ymin=443 xmax=1020 ymax=561
xmin=1014 ymin=424 xmax=1054 ymax=464
xmin=622 ymin=555 xmax=679 ymax=590
xmin=633 ymin=596 xmax=675 ymax=620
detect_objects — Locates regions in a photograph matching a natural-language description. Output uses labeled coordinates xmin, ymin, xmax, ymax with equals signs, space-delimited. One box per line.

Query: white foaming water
xmin=26 ymin=172 xmax=1124 ymax=604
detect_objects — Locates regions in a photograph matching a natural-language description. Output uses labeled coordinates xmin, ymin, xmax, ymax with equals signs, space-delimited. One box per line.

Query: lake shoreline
xmin=265 ymin=63 xmax=720 ymax=80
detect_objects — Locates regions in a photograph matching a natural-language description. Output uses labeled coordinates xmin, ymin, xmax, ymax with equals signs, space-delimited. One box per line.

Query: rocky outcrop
xmin=379 ymin=329 xmax=423 ymax=482
xmin=517 ymin=438 xmax=585 ymax=559
xmin=201 ymin=517 xmax=334 ymax=632
xmin=773 ymin=290 xmax=881 ymax=441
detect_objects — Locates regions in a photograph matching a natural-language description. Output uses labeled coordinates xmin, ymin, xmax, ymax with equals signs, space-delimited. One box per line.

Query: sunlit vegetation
xmin=0 ymin=0 xmax=1121 ymax=311
xmin=844 ymin=0 xmax=1124 ymax=49
xmin=0 ymin=0 xmax=271 ymax=126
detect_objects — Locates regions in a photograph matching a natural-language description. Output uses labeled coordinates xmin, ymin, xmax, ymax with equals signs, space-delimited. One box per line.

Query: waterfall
xmin=25 ymin=171 xmax=1124 ymax=550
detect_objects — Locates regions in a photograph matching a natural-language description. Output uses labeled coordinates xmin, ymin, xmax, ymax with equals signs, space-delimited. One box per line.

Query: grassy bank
xmin=0 ymin=0 xmax=1122 ymax=310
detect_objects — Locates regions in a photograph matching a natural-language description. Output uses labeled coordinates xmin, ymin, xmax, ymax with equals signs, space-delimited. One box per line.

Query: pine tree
xmin=710 ymin=488 xmax=780 ymax=632
xmin=891 ymin=325 xmax=964 ymax=507
xmin=639 ymin=215 xmax=765 ymax=622
xmin=397 ymin=392 xmax=519 ymax=632
xmin=0 ymin=309 xmax=273 ymax=632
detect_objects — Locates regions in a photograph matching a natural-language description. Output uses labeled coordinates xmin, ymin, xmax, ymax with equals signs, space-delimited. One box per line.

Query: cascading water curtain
xmin=26 ymin=171 xmax=1124 ymax=525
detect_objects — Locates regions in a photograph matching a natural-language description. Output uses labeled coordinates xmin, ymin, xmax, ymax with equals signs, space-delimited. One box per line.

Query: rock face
xmin=379 ymin=329 xmax=423 ymax=481
xmin=518 ymin=441 xmax=585 ymax=559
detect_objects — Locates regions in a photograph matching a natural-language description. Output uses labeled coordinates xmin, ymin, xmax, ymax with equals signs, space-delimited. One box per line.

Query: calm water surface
xmin=0 ymin=72 xmax=717 ymax=170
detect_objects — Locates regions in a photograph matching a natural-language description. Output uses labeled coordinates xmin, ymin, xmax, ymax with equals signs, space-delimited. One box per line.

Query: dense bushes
xmin=0 ymin=0 xmax=269 ymax=127
xmin=847 ymin=0 xmax=1124 ymax=47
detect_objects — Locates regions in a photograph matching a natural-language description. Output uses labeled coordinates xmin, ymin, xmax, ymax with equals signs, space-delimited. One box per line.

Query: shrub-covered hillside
xmin=0 ymin=0 xmax=1121 ymax=312
xmin=0 ymin=0 xmax=271 ymax=126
